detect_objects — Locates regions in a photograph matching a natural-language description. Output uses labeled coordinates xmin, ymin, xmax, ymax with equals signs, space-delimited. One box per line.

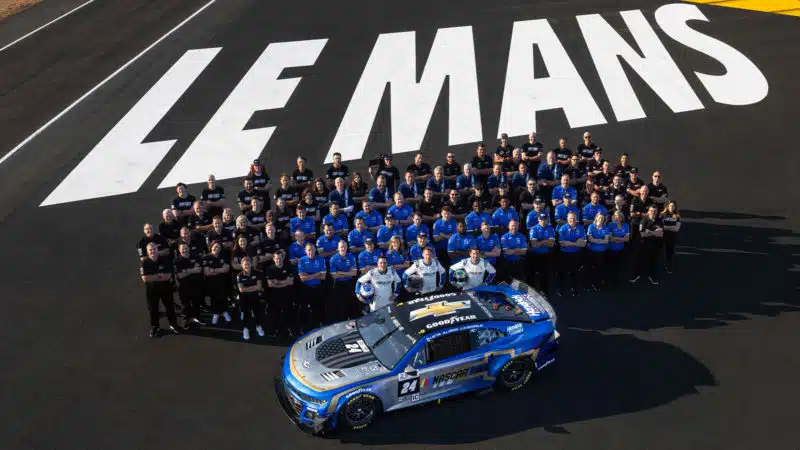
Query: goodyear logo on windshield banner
xmin=409 ymin=300 xmax=471 ymax=322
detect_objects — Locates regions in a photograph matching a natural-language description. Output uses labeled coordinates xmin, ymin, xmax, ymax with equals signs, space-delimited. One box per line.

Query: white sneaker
xmin=256 ymin=325 xmax=265 ymax=337
xmin=243 ymin=328 xmax=250 ymax=340
xmin=211 ymin=314 xmax=219 ymax=325
xmin=223 ymin=312 xmax=232 ymax=322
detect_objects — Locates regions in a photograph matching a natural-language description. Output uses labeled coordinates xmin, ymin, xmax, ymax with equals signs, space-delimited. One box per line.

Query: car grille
xmin=285 ymin=382 xmax=326 ymax=406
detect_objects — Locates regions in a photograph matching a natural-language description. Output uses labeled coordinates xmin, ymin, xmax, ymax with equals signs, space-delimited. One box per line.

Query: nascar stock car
xmin=275 ymin=280 xmax=559 ymax=434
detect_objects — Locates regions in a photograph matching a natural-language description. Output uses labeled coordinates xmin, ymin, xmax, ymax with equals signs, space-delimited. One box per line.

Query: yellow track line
xmin=683 ymin=0 xmax=800 ymax=17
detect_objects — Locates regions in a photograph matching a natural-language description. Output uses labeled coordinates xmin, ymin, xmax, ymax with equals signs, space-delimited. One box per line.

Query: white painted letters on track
xmin=325 ymin=27 xmax=482 ymax=163
xmin=497 ymin=19 xmax=606 ymax=140
xmin=577 ymin=10 xmax=705 ymax=122
xmin=41 ymin=48 xmax=222 ymax=206
xmin=160 ymin=39 xmax=328 ymax=187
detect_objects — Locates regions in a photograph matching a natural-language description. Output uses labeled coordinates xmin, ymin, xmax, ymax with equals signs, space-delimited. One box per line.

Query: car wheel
xmin=339 ymin=392 xmax=381 ymax=430
xmin=495 ymin=358 xmax=533 ymax=391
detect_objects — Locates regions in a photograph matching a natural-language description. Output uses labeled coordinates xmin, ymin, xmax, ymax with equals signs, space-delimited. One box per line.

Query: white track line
xmin=0 ymin=0 xmax=218 ymax=166
xmin=0 ymin=0 xmax=100 ymax=53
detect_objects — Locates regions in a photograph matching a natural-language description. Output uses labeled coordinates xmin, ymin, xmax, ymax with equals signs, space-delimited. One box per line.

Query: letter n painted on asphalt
xmin=325 ymin=27 xmax=482 ymax=163
xmin=497 ymin=19 xmax=606 ymax=140
xmin=577 ymin=10 xmax=705 ymax=122
xmin=159 ymin=39 xmax=328 ymax=187
xmin=41 ymin=48 xmax=221 ymax=206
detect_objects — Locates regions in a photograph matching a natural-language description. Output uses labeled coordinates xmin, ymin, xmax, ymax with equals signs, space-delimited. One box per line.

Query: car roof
xmin=393 ymin=291 xmax=529 ymax=335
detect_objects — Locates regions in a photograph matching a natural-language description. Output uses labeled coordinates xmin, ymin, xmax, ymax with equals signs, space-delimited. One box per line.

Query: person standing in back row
xmin=631 ymin=205 xmax=664 ymax=285
xmin=236 ymin=256 xmax=265 ymax=341
xmin=140 ymin=243 xmax=180 ymax=338
xmin=661 ymin=200 xmax=681 ymax=274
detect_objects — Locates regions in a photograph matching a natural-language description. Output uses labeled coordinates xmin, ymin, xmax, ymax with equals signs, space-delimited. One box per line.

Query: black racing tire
xmin=338 ymin=392 xmax=381 ymax=431
xmin=495 ymin=358 xmax=534 ymax=391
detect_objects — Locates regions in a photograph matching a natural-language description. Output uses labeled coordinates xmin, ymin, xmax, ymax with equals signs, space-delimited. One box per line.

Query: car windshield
xmin=356 ymin=306 xmax=416 ymax=369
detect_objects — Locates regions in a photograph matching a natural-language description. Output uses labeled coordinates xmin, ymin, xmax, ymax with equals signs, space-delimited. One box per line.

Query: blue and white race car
xmin=275 ymin=280 xmax=559 ymax=434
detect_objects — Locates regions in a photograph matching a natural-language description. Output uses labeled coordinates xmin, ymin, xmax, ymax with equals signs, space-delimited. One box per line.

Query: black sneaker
xmin=168 ymin=325 xmax=181 ymax=334
xmin=287 ymin=329 xmax=295 ymax=337
xmin=629 ymin=276 xmax=640 ymax=283
xmin=591 ymin=285 xmax=600 ymax=292
xmin=267 ymin=331 xmax=278 ymax=338
xmin=556 ymin=291 xmax=563 ymax=297
xmin=664 ymin=267 xmax=673 ymax=274
xmin=149 ymin=327 xmax=160 ymax=338
xmin=570 ymin=288 xmax=578 ymax=297
xmin=649 ymin=277 xmax=659 ymax=285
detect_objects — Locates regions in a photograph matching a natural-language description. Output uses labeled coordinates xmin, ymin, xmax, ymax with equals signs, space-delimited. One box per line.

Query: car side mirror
xmin=404 ymin=365 xmax=418 ymax=377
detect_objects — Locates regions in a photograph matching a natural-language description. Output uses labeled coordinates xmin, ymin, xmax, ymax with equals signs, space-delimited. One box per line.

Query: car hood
xmin=289 ymin=321 xmax=390 ymax=392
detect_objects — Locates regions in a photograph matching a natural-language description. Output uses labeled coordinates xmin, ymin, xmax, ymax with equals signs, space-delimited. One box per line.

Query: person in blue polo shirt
xmin=328 ymin=177 xmax=355 ymax=219
xmin=368 ymin=175 xmax=393 ymax=212
xmin=606 ymin=210 xmax=630 ymax=287
xmin=289 ymin=204 xmax=316 ymax=241
xmin=525 ymin=197 xmax=549 ymax=230
xmin=386 ymin=236 xmax=410 ymax=277
xmin=448 ymin=221 xmax=477 ymax=265
xmin=586 ymin=212 xmax=609 ymax=292
xmin=528 ymin=212 xmax=555 ymax=294
xmin=322 ymin=201 xmax=349 ymax=238
xmin=551 ymin=174 xmax=578 ymax=209
xmin=426 ymin=166 xmax=449 ymax=198
xmin=486 ymin=164 xmax=509 ymax=194
xmin=348 ymin=217 xmax=374 ymax=254
xmin=500 ymin=219 xmax=528 ymax=282
xmin=457 ymin=163 xmax=476 ymax=193
xmin=298 ymin=242 xmax=326 ymax=330
xmin=492 ymin=196 xmax=519 ymax=232
xmin=316 ymin=223 xmax=341 ymax=261
xmin=582 ymin=191 xmax=608 ymax=227
xmin=409 ymin=231 xmax=437 ymax=261
xmin=555 ymin=192 xmax=581 ymax=226
xmin=377 ymin=213 xmax=403 ymax=250
xmin=355 ymin=199 xmax=383 ymax=233
xmin=397 ymin=171 xmax=420 ymax=202
xmin=288 ymin=229 xmax=308 ymax=266
xmin=433 ymin=206 xmax=458 ymax=268
xmin=328 ymin=240 xmax=358 ymax=321
xmin=405 ymin=212 xmax=429 ymax=246
xmin=388 ymin=192 xmax=414 ymax=227
xmin=557 ymin=211 xmax=586 ymax=296
xmin=358 ymin=238 xmax=382 ymax=272
xmin=465 ymin=200 xmax=493 ymax=235
xmin=476 ymin=222 xmax=501 ymax=267
xmin=537 ymin=151 xmax=563 ymax=210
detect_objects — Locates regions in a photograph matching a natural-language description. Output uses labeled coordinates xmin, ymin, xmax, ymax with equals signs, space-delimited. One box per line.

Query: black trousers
xmin=239 ymin=293 xmax=265 ymax=331
xmin=586 ymin=250 xmax=606 ymax=288
xmin=146 ymin=286 xmax=177 ymax=328
xmin=504 ymin=258 xmax=526 ymax=283
xmin=530 ymin=252 xmax=552 ymax=295
xmin=605 ymin=249 xmax=625 ymax=287
xmin=206 ymin=277 xmax=228 ymax=314
xmin=267 ymin=286 xmax=297 ymax=334
xmin=300 ymin=284 xmax=324 ymax=330
xmin=558 ymin=251 xmax=582 ymax=292
xmin=178 ymin=279 xmax=204 ymax=319
xmin=634 ymin=240 xmax=661 ymax=278
xmin=664 ymin=231 xmax=677 ymax=271
xmin=327 ymin=279 xmax=355 ymax=325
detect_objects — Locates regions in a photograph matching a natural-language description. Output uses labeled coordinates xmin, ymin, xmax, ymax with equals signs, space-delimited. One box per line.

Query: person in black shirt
xmin=137 ymin=223 xmax=169 ymax=261
xmin=471 ymin=143 xmax=493 ymax=184
xmin=630 ymin=205 xmax=664 ymax=285
xmin=140 ymin=243 xmax=180 ymax=338
xmin=553 ymin=138 xmax=573 ymax=166
xmin=467 ymin=183 xmax=492 ymax=211
xmin=326 ymin=152 xmax=350 ymax=188
xmin=586 ymin=149 xmax=605 ymax=175
xmin=375 ymin=154 xmax=400 ymax=192
xmin=647 ymin=171 xmax=669 ymax=206
xmin=201 ymin=174 xmax=226 ymax=218
xmin=206 ymin=216 xmax=235 ymax=259
xmin=442 ymin=152 xmax=460 ymax=185
xmin=236 ymin=257 xmax=265 ymax=340
xmin=661 ymin=200 xmax=681 ymax=274
xmin=311 ymin=178 xmax=330 ymax=218
xmin=494 ymin=133 xmax=514 ymax=164
xmin=248 ymin=159 xmax=272 ymax=204
xmin=246 ymin=197 xmax=267 ymax=230
xmin=259 ymin=224 xmax=282 ymax=269
xmin=171 ymin=183 xmax=196 ymax=225
xmin=178 ymin=226 xmax=208 ymax=259
xmin=264 ymin=250 xmax=297 ymax=337
xmin=273 ymin=197 xmax=292 ymax=243
xmin=174 ymin=242 xmax=206 ymax=327
xmin=614 ymin=153 xmax=636 ymax=179
xmin=273 ymin=174 xmax=299 ymax=210
xmin=188 ymin=201 xmax=213 ymax=233
xmin=159 ymin=209 xmax=182 ymax=249
xmin=521 ymin=131 xmax=544 ymax=166
xmin=222 ymin=208 xmax=237 ymax=235
xmin=232 ymin=234 xmax=260 ymax=277
xmin=443 ymin=189 xmax=467 ymax=220
xmin=407 ymin=153 xmax=433 ymax=193
xmin=238 ymin=179 xmax=257 ymax=214
xmin=605 ymin=174 xmax=628 ymax=207
xmin=519 ymin=179 xmax=540 ymax=220
xmin=418 ymin=188 xmax=441 ymax=225
xmin=300 ymin=190 xmax=319 ymax=224
xmin=629 ymin=186 xmax=652 ymax=244
xmin=593 ymin=160 xmax=614 ymax=196
xmin=502 ymin=148 xmax=525 ymax=176
xmin=350 ymin=172 xmax=369 ymax=208
xmin=576 ymin=131 xmax=600 ymax=161
xmin=565 ymin=154 xmax=588 ymax=190
xmin=292 ymin=156 xmax=314 ymax=191
xmin=491 ymin=184 xmax=512 ymax=209
xmin=626 ymin=168 xmax=645 ymax=201
xmin=204 ymin=242 xmax=232 ymax=324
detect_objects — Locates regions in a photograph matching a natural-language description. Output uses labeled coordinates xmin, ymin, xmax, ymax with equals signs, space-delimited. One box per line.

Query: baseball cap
xmin=538 ymin=212 xmax=548 ymax=220
xmin=501 ymin=133 xmax=509 ymax=139
xmin=533 ymin=196 xmax=543 ymax=204
xmin=563 ymin=192 xmax=572 ymax=199
xmin=417 ymin=231 xmax=428 ymax=238
xmin=364 ymin=237 xmax=375 ymax=245
xmin=383 ymin=154 xmax=393 ymax=160
xmin=253 ymin=159 xmax=261 ymax=164
xmin=629 ymin=167 xmax=639 ymax=174
xmin=385 ymin=212 xmax=394 ymax=219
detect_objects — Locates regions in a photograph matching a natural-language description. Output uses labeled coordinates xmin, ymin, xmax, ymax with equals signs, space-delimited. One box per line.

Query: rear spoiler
xmin=502 ymin=279 xmax=558 ymax=324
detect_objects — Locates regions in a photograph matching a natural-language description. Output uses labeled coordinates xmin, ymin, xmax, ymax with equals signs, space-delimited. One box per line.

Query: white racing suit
xmin=448 ymin=258 xmax=496 ymax=289
xmin=403 ymin=259 xmax=446 ymax=294
xmin=356 ymin=268 xmax=401 ymax=311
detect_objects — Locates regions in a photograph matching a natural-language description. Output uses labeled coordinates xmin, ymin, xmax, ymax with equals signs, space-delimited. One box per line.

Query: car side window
xmin=413 ymin=346 xmax=427 ymax=366
xmin=426 ymin=331 xmax=472 ymax=364
xmin=469 ymin=328 xmax=506 ymax=349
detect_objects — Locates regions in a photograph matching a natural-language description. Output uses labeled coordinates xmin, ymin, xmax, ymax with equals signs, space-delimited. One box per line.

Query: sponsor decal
xmin=507 ymin=323 xmax=524 ymax=335
xmin=422 ymin=365 xmax=486 ymax=388
xmin=405 ymin=292 xmax=460 ymax=305
xmin=536 ymin=357 xmax=555 ymax=371
xmin=425 ymin=314 xmax=478 ymax=330
xmin=410 ymin=300 xmax=471 ymax=322
xmin=345 ymin=340 xmax=370 ymax=353
xmin=360 ymin=363 xmax=387 ymax=374
xmin=512 ymin=295 xmax=541 ymax=318
xmin=398 ymin=371 xmax=418 ymax=381
xmin=303 ymin=360 xmax=311 ymax=368
xmin=397 ymin=376 xmax=421 ymax=397
xmin=344 ymin=387 xmax=374 ymax=400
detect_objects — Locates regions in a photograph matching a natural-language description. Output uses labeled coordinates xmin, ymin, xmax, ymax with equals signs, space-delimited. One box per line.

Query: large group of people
xmin=138 ymin=131 xmax=681 ymax=339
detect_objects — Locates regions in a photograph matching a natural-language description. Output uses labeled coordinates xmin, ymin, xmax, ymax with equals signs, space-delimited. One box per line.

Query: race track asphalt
xmin=0 ymin=1 xmax=798 ymax=448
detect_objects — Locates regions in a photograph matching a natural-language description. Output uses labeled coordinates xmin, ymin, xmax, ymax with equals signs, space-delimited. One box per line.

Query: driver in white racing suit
xmin=355 ymin=255 xmax=401 ymax=311
xmin=403 ymin=247 xmax=446 ymax=294
xmin=449 ymin=247 xmax=497 ymax=289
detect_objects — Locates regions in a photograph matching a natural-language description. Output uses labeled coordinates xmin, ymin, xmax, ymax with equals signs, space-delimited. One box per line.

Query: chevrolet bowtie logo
xmin=409 ymin=300 xmax=471 ymax=322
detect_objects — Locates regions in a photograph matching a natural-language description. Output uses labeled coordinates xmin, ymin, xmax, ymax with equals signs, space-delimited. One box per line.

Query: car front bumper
xmin=274 ymin=375 xmax=333 ymax=435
